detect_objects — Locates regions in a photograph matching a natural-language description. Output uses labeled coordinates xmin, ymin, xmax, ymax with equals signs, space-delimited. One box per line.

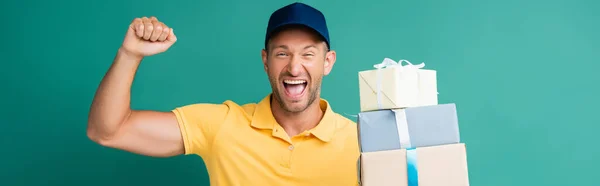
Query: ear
xmin=261 ymin=49 xmax=268 ymax=72
xmin=323 ymin=50 xmax=336 ymax=75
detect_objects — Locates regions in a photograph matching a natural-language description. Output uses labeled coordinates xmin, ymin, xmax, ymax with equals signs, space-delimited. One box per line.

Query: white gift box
xmin=358 ymin=58 xmax=438 ymax=112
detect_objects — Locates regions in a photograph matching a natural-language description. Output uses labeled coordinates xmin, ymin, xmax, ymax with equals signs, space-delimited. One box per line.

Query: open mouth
xmin=283 ymin=79 xmax=308 ymax=98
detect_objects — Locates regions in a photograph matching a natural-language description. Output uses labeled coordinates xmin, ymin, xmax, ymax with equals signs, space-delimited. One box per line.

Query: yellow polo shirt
xmin=172 ymin=94 xmax=360 ymax=186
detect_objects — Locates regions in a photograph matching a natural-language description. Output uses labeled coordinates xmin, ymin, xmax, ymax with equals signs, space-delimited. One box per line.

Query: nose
xmin=286 ymin=55 xmax=304 ymax=77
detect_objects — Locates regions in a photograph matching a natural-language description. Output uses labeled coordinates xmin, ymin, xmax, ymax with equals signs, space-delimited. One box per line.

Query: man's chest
xmin=207 ymin=127 xmax=359 ymax=185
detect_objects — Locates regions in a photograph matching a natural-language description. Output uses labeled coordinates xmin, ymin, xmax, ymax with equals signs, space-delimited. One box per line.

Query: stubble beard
xmin=269 ymin=74 xmax=322 ymax=113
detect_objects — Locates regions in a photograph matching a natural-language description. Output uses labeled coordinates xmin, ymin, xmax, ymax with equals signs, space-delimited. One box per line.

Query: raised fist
xmin=121 ymin=16 xmax=177 ymax=58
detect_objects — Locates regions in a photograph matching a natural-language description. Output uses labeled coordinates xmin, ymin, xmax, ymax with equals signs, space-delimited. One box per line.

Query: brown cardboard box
xmin=360 ymin=143 xmax=470 ymax=186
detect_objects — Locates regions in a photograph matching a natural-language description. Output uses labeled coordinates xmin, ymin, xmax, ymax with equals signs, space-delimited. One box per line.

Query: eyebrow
xmin=272 ymin=44 xmax=318 ymax=50
xmin=304 ymin=44 xmax=318 ymax=50
xmin=272 ymin=45 xmax=289 ymax=50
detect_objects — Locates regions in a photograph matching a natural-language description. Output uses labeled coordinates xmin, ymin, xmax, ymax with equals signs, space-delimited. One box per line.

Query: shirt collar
xmin=250 ymin=94 xmax=337 ymax=142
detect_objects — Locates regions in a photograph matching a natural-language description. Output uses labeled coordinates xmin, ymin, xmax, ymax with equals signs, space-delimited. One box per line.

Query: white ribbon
xmin=373 ymin=58 xmax=426 ymax=109
xmin=392 ymin=109 xmax=412 ymax=148
xmin=373 ymin=58 xmax=425 ymax=70
xmin=343 ymin=113 xmax=358 ymax=118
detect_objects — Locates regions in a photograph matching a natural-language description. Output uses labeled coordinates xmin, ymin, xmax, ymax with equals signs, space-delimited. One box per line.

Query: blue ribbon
xmin=407 ymin=148 xmax=419 ymax=186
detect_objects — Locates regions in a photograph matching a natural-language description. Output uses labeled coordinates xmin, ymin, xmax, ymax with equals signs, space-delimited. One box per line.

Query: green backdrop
xmin=2 ymin=0 xmax=599 ymax=185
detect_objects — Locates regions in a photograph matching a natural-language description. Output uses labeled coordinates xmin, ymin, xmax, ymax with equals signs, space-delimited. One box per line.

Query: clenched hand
xmin=121 ymin=16 xmax=177 ymax=58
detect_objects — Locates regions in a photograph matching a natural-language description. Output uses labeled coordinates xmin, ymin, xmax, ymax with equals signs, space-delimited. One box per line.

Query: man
xmin=87 ymin=2 xmax=359 ymax=186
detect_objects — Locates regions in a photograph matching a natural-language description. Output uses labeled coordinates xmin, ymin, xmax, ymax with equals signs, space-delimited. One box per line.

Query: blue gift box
xmin=357 ymin=103 xmax=460 ymax=153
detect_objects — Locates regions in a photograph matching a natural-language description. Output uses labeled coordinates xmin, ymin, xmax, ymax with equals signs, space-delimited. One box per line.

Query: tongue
xmin=286 ymin=84 xmax=305 ymax=96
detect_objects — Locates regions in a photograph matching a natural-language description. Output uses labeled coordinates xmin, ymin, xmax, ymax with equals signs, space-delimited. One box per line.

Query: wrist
xmin=117 ymin=47 xmax=144 ymax=62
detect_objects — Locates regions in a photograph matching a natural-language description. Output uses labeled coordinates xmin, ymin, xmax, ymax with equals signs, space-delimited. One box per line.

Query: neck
xmin=271 ymin=95 xmax=324 ymax=137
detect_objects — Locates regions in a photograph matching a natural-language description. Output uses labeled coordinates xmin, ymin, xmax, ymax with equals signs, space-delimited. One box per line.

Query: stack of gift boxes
xmin=356 ymin=58 xmax=470 ymax=186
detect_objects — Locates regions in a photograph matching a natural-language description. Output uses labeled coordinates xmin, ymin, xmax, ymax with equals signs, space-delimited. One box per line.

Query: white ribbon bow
xmin=373 ymin=58 xmax=426 ymax=109
xmin=373 ymin=58 xmax=426 ymax=70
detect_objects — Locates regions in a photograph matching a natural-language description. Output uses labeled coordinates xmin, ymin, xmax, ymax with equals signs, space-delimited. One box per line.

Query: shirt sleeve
xmin=171 ymin=102 xmax=230 ymax=157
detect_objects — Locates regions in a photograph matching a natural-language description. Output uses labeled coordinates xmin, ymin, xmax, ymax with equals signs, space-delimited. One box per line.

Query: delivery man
xmin=87 ymin=2 xmax=359 ymax=186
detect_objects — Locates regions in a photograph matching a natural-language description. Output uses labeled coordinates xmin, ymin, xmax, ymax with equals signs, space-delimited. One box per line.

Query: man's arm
xmin=87 ymin=16 xmax=183 ymax=157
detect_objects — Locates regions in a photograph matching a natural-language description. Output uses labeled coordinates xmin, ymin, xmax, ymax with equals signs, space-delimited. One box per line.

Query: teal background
xmin=1 ymin=0 xmax=599 ymax=185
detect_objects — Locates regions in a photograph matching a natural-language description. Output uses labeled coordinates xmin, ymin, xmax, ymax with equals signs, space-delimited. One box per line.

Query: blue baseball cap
xmin=265 ymin=2 xmax=330 ymax=49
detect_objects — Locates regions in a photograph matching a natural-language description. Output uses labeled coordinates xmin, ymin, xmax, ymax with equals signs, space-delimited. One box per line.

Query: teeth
xmin=284 ymin=80 xmax=307 ymax=84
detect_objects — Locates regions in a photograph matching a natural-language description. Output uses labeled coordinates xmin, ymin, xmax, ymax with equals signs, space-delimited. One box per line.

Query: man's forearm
xmin=87 ymin=48 xmax=143 ymax=142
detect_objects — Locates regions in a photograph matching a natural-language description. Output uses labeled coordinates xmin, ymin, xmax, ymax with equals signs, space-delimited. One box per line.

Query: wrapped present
xmin=358 ymin=58 xmax=438 ymax=112
xmin=360 ymin=143 xmax=470 ymax=186
xmin=358 ymin=103 xmax=460 ymax=152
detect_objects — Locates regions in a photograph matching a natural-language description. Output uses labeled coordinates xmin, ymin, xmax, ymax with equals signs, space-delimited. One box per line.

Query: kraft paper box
xmin=358 ymin=103 xmax=460 ymax=153
xmin=360 ymin=143 xmax=470 ymax=186
xmin=358 ymin=58 xmax=438 ymax=112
